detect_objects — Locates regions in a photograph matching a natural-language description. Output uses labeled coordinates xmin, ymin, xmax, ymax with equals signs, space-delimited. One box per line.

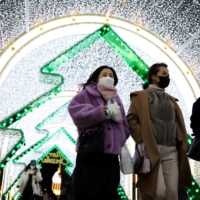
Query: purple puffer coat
xmin=68 ymin=84 xmax=131 ymax=155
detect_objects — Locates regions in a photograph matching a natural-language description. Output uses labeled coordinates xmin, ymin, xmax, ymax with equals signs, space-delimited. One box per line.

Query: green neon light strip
xmin=187 ymin=135 xmax=200 ymax=199
xmin=0 ymin=129 xmax=24 ymax=166
xmin=12 ymin=192 xmax=22 ymax=200
xmin=188 ymin=134 xmax=193 ymax=146
xmin=13 ymin=128 xmax=75 ymax=165
xmin=187 ymin=177 xmax=200 ymax=199
xmin=4 ymin=174 xmax=22 ymax=199
xmin=100 ymin=26 xmax=149 ymax=82
xmin=0 ymin=85 xmax=63 ymax=129
xmin=36 ymin=101 xmax=70 ymax=129
xmin=118 ymin=185 xmax=129 ymax=200
xmin=13 ymin=135 xmax=50 ymax=164
xmin=61 ymin=128 xmax=76 ymax=144
xmin=41 ymin=25 xmax=149 ymax=84
xmin=36 ymin=145 xmax=73 ymax=167
xmin=41 ymin=30 xmax=100 ymax=74
xmin=13 ymin=102 xmax=72 ymax=163
xmin=34 ymin=128 xmax=76 ymax=151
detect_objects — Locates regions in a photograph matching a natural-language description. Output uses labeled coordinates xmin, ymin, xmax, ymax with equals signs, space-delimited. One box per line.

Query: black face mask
xmin=157 ymin=76 xmax=170 ymax=88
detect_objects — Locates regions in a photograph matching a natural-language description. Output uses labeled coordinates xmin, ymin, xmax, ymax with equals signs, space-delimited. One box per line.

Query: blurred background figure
xmin=16 ymin=160 xmax=43 ymax=200
xmin=43 ymin=191 xmax=49 ymax=200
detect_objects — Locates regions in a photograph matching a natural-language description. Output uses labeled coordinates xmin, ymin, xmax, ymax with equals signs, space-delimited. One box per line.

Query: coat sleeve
xmin=17 ymin=172 xmax=25 ymax=187
xmin=126 ymin=95 xmax=142 ymax=143
xmin=117 ymin=96 xmax=131 ymax=140
xmin=68 ymin=92 xmax=107 ymax=128
xmin=33 ymin=171 xmax=42 ymax=182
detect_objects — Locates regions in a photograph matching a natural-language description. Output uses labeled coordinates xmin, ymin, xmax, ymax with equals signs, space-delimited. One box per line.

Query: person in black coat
xmin=190 ymin=97 xmax=200 ymax=136
xmin=189 ymin=97 xmax=200 ymax=161
xmin=185 ymin=97 xmax=200 ymax=200
xmin=176 ymin=98 xmax=200 ymax=200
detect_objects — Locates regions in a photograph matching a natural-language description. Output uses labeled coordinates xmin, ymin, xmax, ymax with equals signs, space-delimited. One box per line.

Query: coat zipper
xmin=163 ymin=93 xmax=168 ymax=145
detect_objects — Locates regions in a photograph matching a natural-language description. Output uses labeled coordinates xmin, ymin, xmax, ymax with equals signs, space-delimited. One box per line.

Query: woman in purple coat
xmin=68 ymin=66 xmax=130 ymax=200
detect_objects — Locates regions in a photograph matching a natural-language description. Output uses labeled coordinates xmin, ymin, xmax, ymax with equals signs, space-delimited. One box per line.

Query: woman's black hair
xmin=24 ymin=164 xmax=37 ymax=172
xmin=143 ymin=63 xmax=168 ymax=89
xmin=81 ymin=66 xmax=118 ymax=89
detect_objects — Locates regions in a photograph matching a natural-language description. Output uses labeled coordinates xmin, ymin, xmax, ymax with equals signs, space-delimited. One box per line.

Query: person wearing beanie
xmin=17 ymin=160 xmax=43 ymax=200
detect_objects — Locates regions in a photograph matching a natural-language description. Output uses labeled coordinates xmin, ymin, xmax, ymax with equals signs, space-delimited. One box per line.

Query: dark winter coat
xmin=190 ymin=97 xmax=200 ymax=135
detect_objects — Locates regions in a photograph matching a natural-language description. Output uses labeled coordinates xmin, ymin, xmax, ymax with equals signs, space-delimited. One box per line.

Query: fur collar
xmin=85 ymin=84 xmax=102 ymax=97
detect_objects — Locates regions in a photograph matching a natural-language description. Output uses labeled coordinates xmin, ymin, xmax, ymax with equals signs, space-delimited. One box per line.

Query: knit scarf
xmin=96 ymin=84 xmax=117 ymax=100
xmin=97 ymin=84 xmax=122 ymax=123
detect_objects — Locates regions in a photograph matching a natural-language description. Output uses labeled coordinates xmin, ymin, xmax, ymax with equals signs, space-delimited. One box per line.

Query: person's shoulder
xmin=195 ymin=97 xmax=200 ymax=103
xmin=130 ymin=90 xmax=147 ymax=97
xmin=75 ymin=89 xmax=87 ymax=96
xmin=192 ymin=97 xmax=200 ymax=107
xmin=76 ymin=84 xmax=97 ymax=96
xmin=22 ymin=170 xmax=28 ymax=175
xmin=166 ymin=93 xmax=179 ymax=102
xmin=72 ymin=88 xmax=89 ymax=100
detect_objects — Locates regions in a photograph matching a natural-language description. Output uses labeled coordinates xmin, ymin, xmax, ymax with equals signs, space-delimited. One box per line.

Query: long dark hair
xmin=24 ymin=164 xmax=38 ymax=172
xmin=81 ymin=66 xmax=118 ymax=89
xmin=143 ymin=63 xmax=168 ymax=89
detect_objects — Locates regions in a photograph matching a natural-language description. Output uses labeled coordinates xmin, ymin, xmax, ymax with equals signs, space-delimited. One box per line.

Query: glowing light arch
xmin=0 ymin=14 xmax=199 ymax=200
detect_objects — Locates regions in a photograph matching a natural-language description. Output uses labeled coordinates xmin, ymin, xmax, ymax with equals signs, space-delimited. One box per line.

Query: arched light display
xmin=0 ymin=19 xmax=199 ymax=200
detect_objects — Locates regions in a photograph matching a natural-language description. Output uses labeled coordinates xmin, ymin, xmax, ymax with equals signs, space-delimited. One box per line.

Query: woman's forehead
xmin=101 ymin=68 xmax=113 ymax=74
xmin=159 ymin=67 xmax=169 ymax=73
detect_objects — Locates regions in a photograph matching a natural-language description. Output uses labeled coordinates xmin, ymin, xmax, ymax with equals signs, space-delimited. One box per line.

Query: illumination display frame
xmin=0 ymin=16 xmax=199 ymax=200
xmin=0 ymin=24 xmax=149 ymax=167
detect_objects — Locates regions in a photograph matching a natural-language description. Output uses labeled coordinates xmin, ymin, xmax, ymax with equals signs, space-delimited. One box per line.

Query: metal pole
xmin=106 ymin=0 xmax=116 ymax=19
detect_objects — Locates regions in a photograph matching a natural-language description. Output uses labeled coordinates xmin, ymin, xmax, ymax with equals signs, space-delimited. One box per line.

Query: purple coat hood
xmin=68 ymin=84 xmax=130 ymax=155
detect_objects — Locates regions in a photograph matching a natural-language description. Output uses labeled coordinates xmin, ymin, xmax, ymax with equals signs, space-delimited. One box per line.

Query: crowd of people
xmin=17 ymin=63 xmax=200 ymax=200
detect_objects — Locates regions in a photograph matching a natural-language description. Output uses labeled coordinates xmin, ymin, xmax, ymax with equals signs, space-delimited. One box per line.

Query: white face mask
xmin=30 ymin=166 xmax=35 ymax=170
xmin=98 ymin=76 xmax=114 ymax=88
